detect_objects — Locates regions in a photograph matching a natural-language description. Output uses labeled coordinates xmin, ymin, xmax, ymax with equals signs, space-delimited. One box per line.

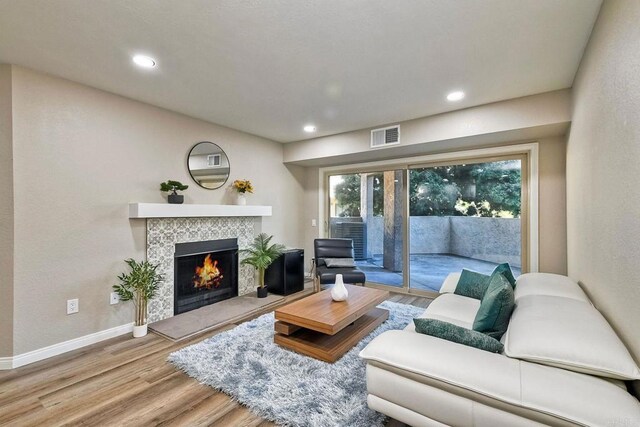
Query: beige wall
xmin=9 ymin=66 xmax=305 ymax=355
xmin=285 ymin=90 xmax=571 ymax=166
xmin=538 ymin=137 xmax=567 ymax=275
xmin=0 ymin=65 xmax=14 ymax=357
xmin=567 ymin=0 xmax=640 ymax=359
xmin=302 ymin=136 xmax=567 ymax=277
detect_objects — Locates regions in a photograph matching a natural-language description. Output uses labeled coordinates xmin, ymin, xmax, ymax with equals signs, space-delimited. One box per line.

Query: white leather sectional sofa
xmin=360 ymin=273 xmax=640 ymax=426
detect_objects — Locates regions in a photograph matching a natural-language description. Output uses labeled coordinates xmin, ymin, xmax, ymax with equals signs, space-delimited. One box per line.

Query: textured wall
xmin=449 ymin=217 xmax=521 ymax=266
xmin=567 ymin=0 xmax=640 ymax=359
xmin=0 ymin=65 xmax=13 ymax=357
xmin=9 ymin=66 xmax=305 ymax=355
xmin=365 ymin=216 xmax=519 ymax=266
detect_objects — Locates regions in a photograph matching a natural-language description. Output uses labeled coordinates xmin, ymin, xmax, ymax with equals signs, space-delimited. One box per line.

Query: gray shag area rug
xmin=168 ymin=300 xmax=424 ymax=427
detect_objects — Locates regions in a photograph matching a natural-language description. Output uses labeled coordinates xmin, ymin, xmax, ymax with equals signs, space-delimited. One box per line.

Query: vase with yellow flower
xmin=232 ymin=179 xmax=253 ymax=205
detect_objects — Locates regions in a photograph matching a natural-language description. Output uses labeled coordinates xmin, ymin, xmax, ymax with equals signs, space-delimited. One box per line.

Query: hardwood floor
xmin=0 ymin=292 xmax=432 ymax=427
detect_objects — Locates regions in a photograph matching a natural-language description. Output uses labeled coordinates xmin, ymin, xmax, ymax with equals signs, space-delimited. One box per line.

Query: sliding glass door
xmin=408 ymin=158 xmax=524 ymax=292
xmin=326 ymin=154 xmax=527 ymax=295
xmin=328 ymin=170 xmax=405 ymax=288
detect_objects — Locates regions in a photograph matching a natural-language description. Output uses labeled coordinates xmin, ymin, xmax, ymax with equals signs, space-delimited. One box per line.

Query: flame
xmin=193 ymin=254 xmax=224 ymax=289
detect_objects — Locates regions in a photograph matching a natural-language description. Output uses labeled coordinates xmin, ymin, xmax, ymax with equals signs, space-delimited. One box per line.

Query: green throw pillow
xmin=454 ymin=263 xmax=517 ymax=300
xmin=492 ymin=263 xmax=517 ymax=289
xmin=454 ymin=269 xmax=491 ymax=299
xmin=413 ymin=318 xmax=504 ymax=353
xmin=473 ymin=273 xmax=515 ymax=339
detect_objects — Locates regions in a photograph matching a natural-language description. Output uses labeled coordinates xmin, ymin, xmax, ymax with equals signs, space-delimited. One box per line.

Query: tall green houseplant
xmin=240 ymin=233 xmax=285 ymax=293
xmin=113 ymin=259 xmax=163 ymax=335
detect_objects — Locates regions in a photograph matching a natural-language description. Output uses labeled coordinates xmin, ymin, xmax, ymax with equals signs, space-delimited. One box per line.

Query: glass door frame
xmin=321 ymin=145 xmax=535 ymax=298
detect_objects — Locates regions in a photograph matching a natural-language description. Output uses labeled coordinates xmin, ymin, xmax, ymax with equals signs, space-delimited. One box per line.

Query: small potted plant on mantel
xmin=240 ymin=233 xmax=285 ymax=298
xmin=160 ymin=180 xmax=189 ymax=204
xmin=113 ymin=258 xmax=163 ymax=337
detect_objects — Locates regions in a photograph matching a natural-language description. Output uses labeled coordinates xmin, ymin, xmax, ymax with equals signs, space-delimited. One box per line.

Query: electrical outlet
xmin=110 ymin=292 xmax=120 ymax=305
xmin=311 ymin=219 xmax=317 ymax=227
xmin=67 ymin=298 xmax=79 ymax=315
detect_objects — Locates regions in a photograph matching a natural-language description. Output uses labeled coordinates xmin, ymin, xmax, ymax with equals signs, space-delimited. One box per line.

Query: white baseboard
xmin=0 ymin=322 xmax=134 ymax=370
xmin=0 ymin=357 xmax=13 ymax=370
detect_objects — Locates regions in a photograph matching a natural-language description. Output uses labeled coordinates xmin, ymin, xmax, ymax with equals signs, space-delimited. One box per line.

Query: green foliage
xmin=240 ymin=233 xmax=286 ymax=288
xmin=160 ymin=180 xmax=189 ymax=195
xmin=409 ymin=168 xmax=460 ymax=216
xmin=334 ymin=174 xmax=361 ymax=217
xmin=332 ymin=161 xmax=521 ymax=218
xmin=113 ymin=259 xmax=163 ymax=326
xmin=334 ymin=173 xmax=384 ymax=217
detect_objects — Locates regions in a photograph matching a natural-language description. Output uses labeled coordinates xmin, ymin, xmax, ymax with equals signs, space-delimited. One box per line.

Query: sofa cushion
xmin=414 ymin=318 xmax=504 ymax=353
xmin=323 ymin=257 xmax=355 ymax=268
xmin=514 ymin=272 xmax=589 ymax=303
xmin=504 ymin=294 xmax=640 ymax=380
xmin=454 ymin=269 xmax=491 ymax=299
xmin=472 ymin=273 xmax=515 ymax=339
xmin=406 ymin=293 xmax=480 ymax=331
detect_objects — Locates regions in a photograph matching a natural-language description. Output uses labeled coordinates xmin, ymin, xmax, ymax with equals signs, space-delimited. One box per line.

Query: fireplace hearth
xmin=174 ymin=238 xmax=239 ymax=315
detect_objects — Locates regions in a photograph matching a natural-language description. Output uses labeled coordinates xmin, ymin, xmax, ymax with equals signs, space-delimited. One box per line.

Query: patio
xmin=356 ymin=254 xmax=522 ymax=292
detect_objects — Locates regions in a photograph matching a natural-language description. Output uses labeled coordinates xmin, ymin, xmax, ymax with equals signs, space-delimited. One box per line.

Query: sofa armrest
xmin=439 ymin=272 xmax=461 ymax=294
xmin=359 ymin=330 xmax=640 ymax=426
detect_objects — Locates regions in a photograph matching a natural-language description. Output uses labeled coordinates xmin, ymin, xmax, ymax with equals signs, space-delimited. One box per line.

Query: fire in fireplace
xmin=174 ymin=238 xmax=238 ymax=315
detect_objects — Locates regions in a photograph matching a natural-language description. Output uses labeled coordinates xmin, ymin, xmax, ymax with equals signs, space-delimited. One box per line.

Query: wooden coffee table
xmin=274 ymin=285 xmax=389 ymax=362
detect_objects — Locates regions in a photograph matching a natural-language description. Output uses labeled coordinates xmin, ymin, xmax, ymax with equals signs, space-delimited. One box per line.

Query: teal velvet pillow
xmin=454 ymin=263 xmax=517 ymax=300
xmin=492 ymin=262 xmax=517 ymax=289
xmin=454 ymin=269 xmax=491 ymax=299
xmin=473 ymin=273 xmax=515 ymax=339
xmin=413 ymin=318 xmax=504 ymax=353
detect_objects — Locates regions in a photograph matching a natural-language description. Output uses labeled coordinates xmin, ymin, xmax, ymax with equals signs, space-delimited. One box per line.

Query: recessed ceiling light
xmin=132 ymin=55 xmax=157 ymax=69
xmin=446 ymin=91 xmax=465 ymax=102
xmin=303 ymin=125 xmax=316 ymax=133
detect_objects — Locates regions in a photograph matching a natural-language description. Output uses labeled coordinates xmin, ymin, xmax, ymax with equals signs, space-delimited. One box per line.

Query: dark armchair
xmin=313 ymin=238 xmax=366 ymax=292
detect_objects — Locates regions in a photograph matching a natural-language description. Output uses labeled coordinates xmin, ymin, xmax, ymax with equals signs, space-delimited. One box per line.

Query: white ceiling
xmin=0 ymin=0 xmax=601 ymax=143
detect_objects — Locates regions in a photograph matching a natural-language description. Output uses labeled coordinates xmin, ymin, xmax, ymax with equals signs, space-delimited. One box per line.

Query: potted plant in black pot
xmin=240 ymin=233 xmax=285 ymax=298
xmin=160 ymin=180 xmax=189 ymax=204
xmin=113 ymin=258 xmax=163 ymax=337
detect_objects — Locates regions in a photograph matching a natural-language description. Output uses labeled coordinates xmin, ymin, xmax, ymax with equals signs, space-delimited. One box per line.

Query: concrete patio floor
xmin=356 ymin=254 xmax=522 ymax=292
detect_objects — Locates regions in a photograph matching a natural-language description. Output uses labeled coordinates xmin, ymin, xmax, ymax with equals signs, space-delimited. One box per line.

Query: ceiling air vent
xmin=371 ymin=125 xmax=400 ymax=149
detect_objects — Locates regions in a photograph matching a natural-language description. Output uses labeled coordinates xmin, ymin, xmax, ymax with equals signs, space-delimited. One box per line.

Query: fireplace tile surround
xmin=146 ymin=217 xmax=256 ymax=322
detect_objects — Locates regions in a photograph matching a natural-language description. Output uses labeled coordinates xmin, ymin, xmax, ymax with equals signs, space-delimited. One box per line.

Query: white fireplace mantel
xmin=128 ymin=203 xmax=272 ymax=218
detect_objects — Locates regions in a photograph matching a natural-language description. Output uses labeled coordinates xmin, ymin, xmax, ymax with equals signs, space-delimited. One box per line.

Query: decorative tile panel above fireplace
xmin=146 ymin=217 xmax=256 ymax=322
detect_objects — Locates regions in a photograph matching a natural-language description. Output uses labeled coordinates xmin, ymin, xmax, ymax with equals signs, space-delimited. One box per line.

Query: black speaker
xmin=265 ymin=249 xmax=304 ymax=295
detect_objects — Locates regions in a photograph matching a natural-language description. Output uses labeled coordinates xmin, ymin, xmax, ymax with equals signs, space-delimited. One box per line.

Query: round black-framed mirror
xmin=187 ymin=142 xmax=230 ymax=189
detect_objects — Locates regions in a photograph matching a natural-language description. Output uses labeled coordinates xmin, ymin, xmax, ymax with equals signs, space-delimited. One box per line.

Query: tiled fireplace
xmin=145 ymin=217 xmax=256 ymax=322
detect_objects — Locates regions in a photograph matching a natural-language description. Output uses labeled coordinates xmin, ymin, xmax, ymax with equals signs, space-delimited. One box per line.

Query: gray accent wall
xmin=567 ymin=0 xmax=640 ymax=360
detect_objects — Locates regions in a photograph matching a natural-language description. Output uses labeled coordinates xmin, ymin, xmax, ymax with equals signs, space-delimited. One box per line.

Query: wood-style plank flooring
xmin=0 ymin=292 xmax=432 ymax=427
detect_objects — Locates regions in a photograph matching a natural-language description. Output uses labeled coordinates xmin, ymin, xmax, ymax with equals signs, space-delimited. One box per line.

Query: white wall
xmin=567 ymin=0 xmax=640 ymax=359
xmin=8 ymin=66 xmax=305 ymax=355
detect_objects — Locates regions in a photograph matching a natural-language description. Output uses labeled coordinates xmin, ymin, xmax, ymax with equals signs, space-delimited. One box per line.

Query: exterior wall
xmin=365 ymin=216 xmax=520 ymax=267
xmin=449 ymin=217 xmax=521 ymax=266
xmin=9 ymin=66 xmax=305 ymax=355
xmin=0 ymin=65 xmax=14 ymax=357
xmin=566 ymin=0 xmax=640 ymax=360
